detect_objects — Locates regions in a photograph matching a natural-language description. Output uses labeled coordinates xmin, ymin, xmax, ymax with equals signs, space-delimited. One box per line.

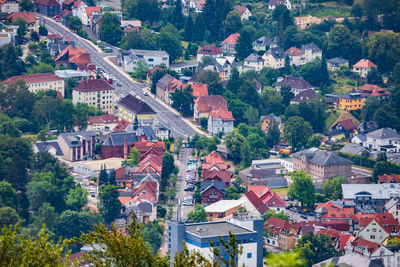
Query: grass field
xmin=325 ymin=110 xmax=341 ymax=131
xmin=273 ymin=187 xmax=289 ymax=198
xmin=333 ymin=77 xmax=357 ymax=95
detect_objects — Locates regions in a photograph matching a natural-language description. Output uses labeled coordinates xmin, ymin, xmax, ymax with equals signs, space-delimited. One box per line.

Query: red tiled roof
xmin=135 ymin=160 xmax=162 ymax=174
xmin=209 ymin=108 xmax=235 ymax=121
xmin=87 ymin=115 xmax=118 ymax=125
xmin=131 ymin=181 xmax=158 ymax=203
xmin=47 ymin=34 xmax=61 ymax=40
xmin=69 ymin=53 xmax=91 ymax=65
xmin=222 ymin=33 xmax=240 ymax=45
xmin=4 ymin=73 xmax=63 ymax=84
xmin=285 ymin=47 xmax=304 ymax=56
xmin=247 ymin=185 xmax=269 ymax=198
xmin=315 ymin=201 xmax=354 ymax=219
xmin=134 ymin=140 xmax=165 ymax=153
xmin=202 ymin=170 xmax=231 ymax=183
xmin=265 ymin=217 xmax=291 ymax=232
xmin=201 ymin=163 xmax=228 ymax=171
xmin=318 ymin=228 xmax=342 ymax=239
xmin=139 ymin=155 xmax=163 ymax=167
xmin=74 ymin=0 xmax=85 ymax=8
xmin=353 ymin=59 xmax=377 ymax=69
xmin=245 ymin=191 xmax=268 ymax=214
xmin=351 ymin=237 xmax=379 ymax=253
xmin=205 ymin=151 xmax=224 ymax=164
xmin=359 ymin=213 xmax=399 ymax=234
xmin=336 ymin=119 xmax=357 ymax=131
xmin=190 ymin=84 xmax=208 ymax=97
xmin=378 ymin=174 xmax=400 ymax=183
xmin=9 ymin=12 xmax=36 ymax=24
xmin=234 ymin=6 xmax=248 ymax=16
xmin=262 ymin=190 xmax=286 ymax=208
xmin=357 ymin=84 xmax=390 ymax=97
xmin=113 ymin=120 xmax=131 ymax=131
xmin=55 ymin=45 xmax=85 ymax=62
xmin=73 ymin=79 xmax=113 ymax=93
xmin=198 ymin=45 xmax=222 ymax=55
xmin=338 ymin=233 xmax=355 ymax=251
xmin=84 ymin=6 xmax=101 ymax=16
xmin=119 ymin=196 xmax=132 ymax=205
xmin=195 ymin=95 xmax=228 ymax=114
xmin=147 ymin=66 xmax=163 ymax=75
xmin=62 ymin=0 xmax=74 ymax=5
xmin=35 ymin=0 xmax=60 ymax=6
xmin=292 ymin=221 xmax=323 ymax=230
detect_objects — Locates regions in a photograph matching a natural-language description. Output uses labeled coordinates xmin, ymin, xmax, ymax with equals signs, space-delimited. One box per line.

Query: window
xmin=247 ymin=253 xmax=252 ymax=259
xmin=371 ymin=235 xmax=375 ymax=239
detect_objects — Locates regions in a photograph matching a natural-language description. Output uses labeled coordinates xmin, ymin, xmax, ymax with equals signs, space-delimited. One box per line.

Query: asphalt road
xmin=174 ymin=147 xmax=194 ymax=220
xmin=38 ymin=14 xmax=198 ymax=138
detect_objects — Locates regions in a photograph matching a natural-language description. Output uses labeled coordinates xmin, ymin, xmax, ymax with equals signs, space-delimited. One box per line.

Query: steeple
xmin=133 ymin=115 xmax=139 ymax=130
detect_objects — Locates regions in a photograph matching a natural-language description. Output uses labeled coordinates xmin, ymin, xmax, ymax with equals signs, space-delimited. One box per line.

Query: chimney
xmin=324 ymin=150 xmax=327 ymax=155
xmin=123 ymin=137 xmax=128 ymax=159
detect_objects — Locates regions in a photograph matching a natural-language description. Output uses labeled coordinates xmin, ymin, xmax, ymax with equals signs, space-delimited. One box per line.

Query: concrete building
xmin=57 ymin=130 xmax=99 ymax=162
xmin=168 ymin=218 xmax=264 ymax=267
xmin=71 ymin=158 xmax=124 ymax=177
xmin=72 ymin=79 xmax=114 ymax=114
xmin=4 ymin=73 xmax=65 ymax=96
xmin=0 ymin=0 xmax=19 ymax=12
xmin=120 ymin=49 xmax=169 ymax=72
xmin=117 ymin=94 xmax=156 ymax=126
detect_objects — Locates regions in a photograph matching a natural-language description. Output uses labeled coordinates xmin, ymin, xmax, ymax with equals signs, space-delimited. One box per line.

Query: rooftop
xmin=185 ymin=221 xmax=254 ymax=237
xmin=8 ymin=12 xmax=36 ymax=24
xmin=276 ymin=76 xmax=313 ymax=90
xmin=4 ymin=73 xmax=63 ymax=84
xmin=292 ymin=147 xmax=352 ymax=166
xmin=342 ymin=184 xmax=396 ymax=200
xmin=87 ymin=115 xmax=118 ymax=125
xmin=301 ymin=42 xmax=322 ymax=53
xmin=130 ymin=49 xmax=168 ymax=57
xmin=366 ymin=127 xmax=400 ymax=140
xmin=118 ymin=94 xmax=156 ymax=115
xmin=197 ymin=45 xmax=222 ymax=55
xmin=291 ymin=89 xmax=316 ymax=102
xmin=204 ymin=199 xmax=247 ymax=213
xmin=285 ymin=47 xmax=304 ymax=56
xmin=353 ymin=59 xmax=377 ymax=69
xmin=72 ymin=158 xmax=123 ymax=171
xmin=73 ymin=79 xmax=113 ymax=93
xmin=265 ymin=47 xmax=285 ymax=59
xmin=222 ymin=33 xmax=240 ymax=45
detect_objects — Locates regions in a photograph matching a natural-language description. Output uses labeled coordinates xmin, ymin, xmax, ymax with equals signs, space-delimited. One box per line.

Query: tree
xmin=39 ymin=26 xmax=48 ymax=36
xmin=244 ymin=107 xmax=259 ymax=126
xmin=373 ymin=105 xmax=400 ymax=131
xmin=123 ymin=148 xmax=140 ymax=166
xmin=171 ymin=86 xmax=193 ymax=117
xmin=199 ymin=117 xmax=208 ymax=130
xmin=299 ymin=59 xmax=330 ymax=89
xmin=0 ymin=207 xmax=19 ymax=227
xmin=30 ymin=202 xmax=57 ymax=233
xmin=306 ymin=134 xmax=323 ymax=148
xmin=265 ymin=251 xmax=306 ymax=267
xmin=187 ymin=204 xmax=208 ymax=223
xmin=283 ymin=116 xmax=313 ymax=151
xmin=266 ymin=122 xmax=280 ymax=148
xmin=171 ymin=0 xmax=184 ymax=29
xmin=288 ymin=171 xmax=315 ymax=208
xmin=184 ymin=15 xmax=194 ymax=42
xmin=297 ymin=233 xmax=340 ymax=266
xmin=280 ymin=85 xmax=294 ymax=106
xmin=157 ymin=29 xmax=182 ymax=63
xmin=365 ymin=32 xmax=400 ymax=73
xmin=0 ymin=181 xmax=16 ymax=208
xmin=372 ymin=161 xmax=392 ymax=182
xmin=133 ymin=60 xmax=148 ymax=82
xmin=143 ymin=221 xmax=164 ymax=255
xmin=240 ymin=140 xmax=251 ymax=168
xmin=53 ymin=100 xmax=75 ymax=132
xmin=68 ymin=17 xmax=82 ymax=33
xmin=197 ymin=70 xmax=223 ymax=95
xmin=222 ymin=11 xmax=242 ymax=37
xmin=100 ymin=13 xmax=124 ymax=46
xmin=66 ymin=186 xmax=88 ymax=211
xmin=272 ymin=5 xmax=293 ymax=42
xmin=19 ymin=0 xmax=34 ymax=11
xmin=98 ymin=185 xmax=121 ymax=224
xmin=322 ymin=176 xmax=348 ymax=201
xmin=327 ymin=25 xmax=361 ymax=63
xmin=367 ymin=66 xmax=383 ymax=85
xmin=225 ymin=129 xmax=247 ymax=164
xmin=123 ymin=0 xmax=160 ymax=23
xmin=53 ymin=210 xmax=100 ymax=239
xmin=351 ymin=4 xmax=363 ymax=19
xmin=235 ymin=29 xmax=253 ymax=61
xmin=161 ymin=152 xmax=175 ymax=179
xmin=150 ymin=68 xmax=166 ymax=94
xmin=264 ymin=209 xmax=289 ymax=221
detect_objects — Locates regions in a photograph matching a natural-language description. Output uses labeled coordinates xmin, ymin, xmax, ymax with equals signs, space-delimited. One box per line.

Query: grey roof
xmin=260 ymin=113 xmax=281 ymax=124
xmin=268 ymin=0 xmax=288 ymax=6
xmin=118 ymin=94 xmax=156 ymax=115
xmin=313 ymin=253 xmax=383 ymax=267
xmin=137 ymin=202 xmax=152 ymax=213
xmin=60 ymin=130 xmax=100 ymax=147
xmin=357 ymin=121 xmax=379 ymax=134
xmin=252 ymin=36 xmax=276 ymax=47
xmin=130 ymin=49 xmax=169 ymax=57
xmin=103 ymin=132 xmax=138 ymax=146
xmin=301 ymin=42 xmax=322 ymax=53
xmin=244 ymin=53 xmax=264 ymax=63
xmin=353 ymin=134 xmax=367 ymax=142
xmin=132 ymin=173 xmax=161 ymax=185
xmin=327 ymin=57 xmax=349 ymax=66
xmin=119 ymin=190 xmax=131 ymax=197
xmin=366 ymin=128 xmax=400 ymax=140
xmin=276 ymin=76 xmax=313 ymax=90
xmin=384 ymin=198 xmax=398 ymax=210
xmin=291 ymin=89 xmax=316 ymax=102
xmin=185 ymin=221 xmax=255 ymax=237
xmin=340 ymin=91 xmax=363 ymax=100
xmin=339 ymin=143 xmax=366 ymax=155
xmin=34 ymin=141 xmax=63 ymax=156
xmin=342 ymin=184 xmax=393 ymax=200
xmin=200 ymin=181 xmax=226 ymax=194
xmin=292 ymin=147 xmax=352 ymax=166
xmin=124 ymin=126 xmax=157 ymax=141
xmin=265 ymin=47 xmax=285 ymax=59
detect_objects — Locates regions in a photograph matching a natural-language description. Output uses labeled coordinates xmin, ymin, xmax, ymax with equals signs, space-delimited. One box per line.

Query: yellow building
xmin=72 ymin=79 xmax=114 ymax=114
xmin=117 ymin=94 xmax=156 ymax=126
xmin=339 ymin=92 xmax=364 ymax=111
xmin=262 ymin=47 xmax=285 ymax=69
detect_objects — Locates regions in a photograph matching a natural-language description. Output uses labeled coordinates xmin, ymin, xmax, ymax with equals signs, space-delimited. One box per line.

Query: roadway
xmin=38 ymin=14 xmax=199 ymax=138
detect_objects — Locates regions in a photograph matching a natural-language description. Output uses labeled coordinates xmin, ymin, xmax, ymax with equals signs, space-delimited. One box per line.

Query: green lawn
xmin=324 ymin=110 xmax=341 ymax=131
xmin=273 ymin=187 xmax=289 ymax=198
xmin=304 ymin=5 xmax=351 ymax=18
xmin=332 ymin=77 xmax=357 ymax=95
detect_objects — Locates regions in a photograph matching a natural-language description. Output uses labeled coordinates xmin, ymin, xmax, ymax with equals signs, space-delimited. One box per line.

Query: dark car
xmin=300 ymin=214 xmax=308 ymax=219
xmin=298 ymin=210 xmax=306 ymax=214
xmin=307 ymin=212 xmax=315 ymax=216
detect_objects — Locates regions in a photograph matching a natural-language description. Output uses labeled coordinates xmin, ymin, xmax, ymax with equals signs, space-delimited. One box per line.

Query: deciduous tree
xmin=98 ymin=185 xmax=121 ymax=224
xmin=288 ymin=170 xmax=315 ymax=208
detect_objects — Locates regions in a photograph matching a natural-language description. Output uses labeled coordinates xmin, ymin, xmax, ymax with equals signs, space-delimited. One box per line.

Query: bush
xmin=156 ymin=205 xmax=166 ymax=218
xmin=39 ymin=26 xmax=48 ymax=36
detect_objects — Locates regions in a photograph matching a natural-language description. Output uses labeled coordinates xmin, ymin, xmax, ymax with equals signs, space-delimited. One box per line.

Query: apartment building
xmin=4 ymin=73 xmax=65 ymax=96
xmin=72 ymin=79 xmax=114 ymax=113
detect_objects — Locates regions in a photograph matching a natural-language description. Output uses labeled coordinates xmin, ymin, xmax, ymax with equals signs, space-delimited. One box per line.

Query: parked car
xmin=116 ymin=82 xmax=121 ymax=87
xmin=183 ymin=196 xmax=193 ymax=206
xmin=298 ymin=210 xmax=306 ymax=214
xmin=143 ymin=91 xmax=148 ymax=96
xmin=184 ymin=183 xmax=195 ymax=191
xmin=307 ymin=212 xmax=315 ymax=216
xmin=300 ymin=214 xmax=308 ymax=219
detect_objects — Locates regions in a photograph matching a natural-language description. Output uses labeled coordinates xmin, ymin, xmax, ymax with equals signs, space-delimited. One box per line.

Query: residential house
xmin=345 ymin=237 xmax=380 ymax=257
xmin=8 ymin=12 xmax=38 ymax=35
xmin=120 ymin=20 xmax=141 ymax=33
xmin=357 ymin=84 xmax=390 ymax=101
xmin=0 ymin=0 xmax=19 ymax=13
xmin=34 ymin=0 xmax=60 ymax=17
xmin=190 ymin=83 xmax=208 ymax=99
xmin=285 ymin=47 xmax=305 ymax=66
xmin=234 ymin=6 xmax=251 ymax=20
xmin=369 ymin=245 xmax=400 ymax=267
xmin=260 ymin=113 xmax=282 ymax=132
xmin=202 ymin=170 xmax=231 ymax=188
xmin=55 ymin=45 xmax=91 ymax=69
xmin=292 ymin=147 xmax=352 ymax=182
xmin=0 ymin=22 xmax=18 ymax=46
xmin=168 ymin=219 xmax=264 ymax=267
xmin=247 ymin=185 xmax=286 ymax=213
xmin=71 ymin=0 xmax=87 ymax=22
xmin=82 ymin=6 xmax=100 ymax=27
xmin=379 ymin=174 xmax=400 ymax=184
xmin=276 ymin=76 xmax=314 ymax=96
xmin=71 ymin=158 xmax=123 ymax=177
xmin=268 ymin=0 xmax=291 ymax=10
xmin=197 ymin=44 xmax=223 ymax=62
xmin=221 ymin=33 xmax=239 ymax=55
xmin=47 ymin=34 xmax=75 ymax=57
xmin=315 ymin=201 xmax=354 ymax=231
xmin=353 ymin=59 xmax=377 ymax=78
xmin=152 ymin=122 xmax=170 ymax=140
xmin=131 ymin=181 xmax=158 ymax=215
xmin=117 ymin=94 xmax=156 ymax=126
xmin=72 ymin=79 xmax=114 ymax=113
xmin=193 ymin=95 xmax=227 ymax=123
xmin=86 ymin=114 xmax=118 ymax=131
xmin=314 ymin=253 xmax=382 ymax=267
xmin=101 ymin=132 xmax=138 ymax=159
xmin=120 ymin=49 xmax=169 ymax=72
xmin=357 ymin=213 xmax=399 ymax=244
xmin=301 ymin=42 xmax=322 ymax=63
xmin=356 ymin=121 xmax=379 ymax=135
xmin=385 ymin=198 xmax=400 ymax=223
xmin=327 ymin=57 xmax=349 ymax=71
xmin=239 ymin=191 xmax=269 ymax=217
xmin=264 ymin=217 xmax=296 ymax=251
xmin=290 ymin=89 xmax=316 ymax=104
xmin=57 ymin=130 xmax=99 ymax=161
xmin=61 ymin=0 xmax=74 ymax=11
xmin=188 ymin=0 xmax=205 ymax=12
xmin=134 ymin=159 xmax=162 ymax=176
xmin=200 ymin=181 xmax=225 ymax=205
xmin=339 ymin=91 xmax=364 ymax=111
xmin=133 ymin=140 xmax=165 ymax=159
xmin=213 ymin=56 xmax=240 ymax=80
xmin=204 ymin=199 xmax=248 ymax=221
xmin=262 ymin=47 xmax=285 ymax=69
xmin=156 ymin=74 xmax=185 ymax=105
xmin=60 ymin=9 xmax=73 ymax=27
xmin=294 ymin=15 xmax=322 ymax=30
xmin=33 ymin=140 xmax=63 ymax=157
xmin=239 ymin=162 xmax=287 ymax=188
xmin=208 ymin=108 xmax=235 ymax=136
xmin=363 ymin=128 xmax=400 ymax=153
xmin=330 ymin=119 xmax=357 ymax=137
xmin=252 ymin=36 xmax=277 ymax=52
xmin=243 ymin=53 xmax=264 ymax=72
xmin=4 ymin=73 xmax=65 ymax=97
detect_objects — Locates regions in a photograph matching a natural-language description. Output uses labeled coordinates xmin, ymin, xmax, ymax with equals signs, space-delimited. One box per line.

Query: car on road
xmin=116 ymin=82 xmax=121 ymax=86
xmin=298 ymin=210 xmax=306 ymax=214
xmin=90 ymin=192 xmax=95 ymax=197
xmin=184 ymin=183 xmax=195 ymax=191
xmin=143 ymin=91 xmax=148 ymax=96
xmin=103 ymin=46 xmax=113 ymax=53
xmin=183 ymin=196 xmax=194 ymax=206
xmin=300 ymin=214 xmax=308 ymax=219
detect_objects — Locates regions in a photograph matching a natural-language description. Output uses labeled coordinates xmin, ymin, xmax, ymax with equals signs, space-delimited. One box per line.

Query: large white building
xmin=363 ymin=128 xmax=400 ymax=153
xmin=207 ymin=108 xmax=235 ymax=136
xmin=4 ymin=73 xmax=65 ymax=97
xmin=120 ymin=49 xmax=169 ymax=72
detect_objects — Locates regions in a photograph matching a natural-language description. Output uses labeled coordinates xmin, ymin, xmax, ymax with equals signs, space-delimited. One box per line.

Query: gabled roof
xmin=265 ymin=47 xmax=285 ymax=59
xmin=338 ymin=233 xmax=355 ymax=251
xmin=139 ymin=155 xmax=163 ymax=167
xmin=244 ymin=191 xmax=269 ymax=214
xmin=113 ymin=120 xmax=131 ymax=131
xmin=315 ymin=201 xmax=354 ymax=219
xmin=73 ymin=79 xmax=113 ymax=92
xmin=351 ymin=237 xmax=380 ymax=253
xmin=234 ymin=6 xmax=248 ymax=16
xmin=366 ymin=128 xmax=400 ymax=140
xmin=318 ymin=228 xmax=342 ymax=239
xmin=301 ymin=42 xmax=322 ymax=53
xmin=201 ymin=163 xmax=228 ymax=171
xmin=276 ymin=76 xmax=313 ymax=90
xmin=252 ymin=36 xmax=276 ymax=47
xmin=222 ymin=33 xmax=240 ymax=45
xmin=102 ymin=132 xmax=138 ymax=147
xmin=285 ymin=47 xmax=304 ymax=56
xmin=353 ymin=59 xmax=376 ymax=69
xmin=195 ymin=95 xmax=227 ymax=113
xmin=291 ymin=89 xmax=316 ymax=102
xmin=379 ymin=174 xmax=400 ymax=184
xmin=205 ymin=151 xmax=224 ymax=164
xmin=118 ymin=94 xmax=155 ymax=115
xmin=200 ymin=181 xmax=226 ymax=194
xmin=34 ymin=141 xmax=63 ymax=156
xmin=357 ymin=84 xmax=390 ymax=97
xmin=131 ymin=181 xmax=158 ymax=203
xmin=73 ymin=0 xmax=86 ymax=8
xmin=190 ymin=84 xmax=208 ymax=97
xmin=156 ymin=74 xmax=184 ymax=92
xmin=134 ymin=140 xmax=165 ymax=153
xmin=87 ymin=115 xmax=118 ymax=125
xmin=209 ymin=108 xmax=235 ymax=121
xmin=35 ymin=0 xmax=60 ymax=6
xmin=339 ymin=143 xmax=366 ymax=155
xmin=244 ymin=53 xmax=264 ymax=63
xmin=135 ymin=160 xmax=162 ymax=174
xmin=292 ymin=148 xmax=353 ymax=166
xmin=84 ymin=6 xmax=101 ymax=16
xmin=265 ymin=216 xmax=291 ymax=232
xmin=202 ymin=170 xmax=231 ymax=183
xmin=333 ymin=119 xmax=357 ymax=131
xmin=359 ymin=213 xmax=399 ymax=234
xmin=197 ymin=45 xmax=222 ymax=55
xmin=8 ymin=12 xmax=36 ymax=24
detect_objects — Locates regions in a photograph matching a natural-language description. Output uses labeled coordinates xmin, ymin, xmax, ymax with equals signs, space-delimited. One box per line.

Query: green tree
xmin=13 ymin=18 xmax=27 ymax=41
xmin=240 ymin=140 xmax=251 ymax=168
xmin=98 ymin=185 xmax=121 ymax=224
xmin=327 ymin=24 xmax=361 ymax=63
xmin=150 ymin=68 xmax=166 ymax=94
xmin=322 ymin=176 xmax=348 ymax=201
xmin=161 ymin=152 xmax=175 ymax=179
xmin=372 ymin=161 xmax=392 ymax=183
xmin=222 ymin=11 xmax=242 ymax=37
xmin=171 ymin=86 xmax=193 ymax=117
xmin=171 ymin=0 xmax=184 ymax=29
xmin=53 ymin=99 xmax=75 ymax=132
xmin=264 ymin=209 xmax=289 ymax=221
xmin=244 ymin=106 xmax=259 ymax=126
xmin=288 ymin=171 xmax=315 ymax=208
xmin=265 ymin=251 xmax=306 ymax=267
xmin=297 ymin=233 xmax=340 ymax=266
xmin=197 ymin=70 xmax=223 ymax=95
xmin=66 ymin=186 xmax=88 ymax=211
xmin=187 ymin=204 xmax=208 ymax=223
xmin=68 ymin=16 xmax=82 ymax=33
xmin=273 ymin=5 xmax=293 ymax=43
xmin=280 ymin=85 xmax=294 ymax=106
xmin=235 ymin=29 xmax=253 ymax=61
xmin=123 ymin=0 xmax=160 ymax=23
xmin=30 ymin=202 xmax=57 ymax=234
xmin=365 ymin=32 xmax=400 ymax=73
xmin=199 ymin=117 xmax=208 ymax=130
xmin=100 ymin=13 xmax=124 ymax=46
xmin=123 ymin=148 xmax=140 ymax=166
xmin=283 ymin=116 xmax=313 ymax=151
xmin=157 ymin=28 xmax=182 ymax=63
xmin=306 ymin=134 xmax=323 ymax=148
xmin=225 ymin=129 xmax=247 ymax=164
xmin=266 ymin=122 xmax=281 ymax=148
xmin=0 ymin=181 xmax=16 ymax=208
xmin=373 ymin=105 xmax=400 ymax=131
xmin=53 ymin=210 xmax=100 ymax=239
xmin=133 ymin=60 xmax=148 ymax=82
xmin=0 ymin=207 xmax=19 ymax=227
xmin=143 ymin=221 xmax=164 ymax=255
xmin=19 ymin=0 xmax=34 ymax=11
xmin=184 ymin=14 xmax=194 ymax=41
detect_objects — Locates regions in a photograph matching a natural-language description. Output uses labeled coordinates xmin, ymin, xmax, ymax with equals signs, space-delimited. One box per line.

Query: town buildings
xmin=34 ymin=0 xmax=60 ymax=17
xmin=156 ymin=74 xmax=185 ymax=105
xmin=86 ymin=114 xmax=118 ymax=131
xmin=252 ymin=36 xmax=277 ymax=52
xmin=117 ymin=94 xmax=156 ymax=126
xmin=357 ymin=84 xmax=390 ymax=101
xmin=196 ymin=45 xmax=223 ymax=62
xmin=4 ymin=73 xmax=65 ymax=97
xmin=276 ymin=76 xmax=314 ymax=96
xmin=57 ymin=130 xmax=99 ymax=161
xmin=72 ymin=79 xmax=114 ymax=113
xmin=268 ymin=0 xmax=291 ymax=10
xmin=243 ymin=53 xmax=264 ymax=72
xmin=120 ymin=49 xmax=169 ymax=72
xmin=327 ymin=57 xmax=349 ymax=71
xmin=338 ymin=91 xmax=364 ymax=111
xmin=193 ymin=95 xmax=227 ymax=123
xmin=363 ymin=128 xmax=400 ymax=153
xmin=0 ymin=0 xmax=19 ymax=12
xmin=234 ymin=6 xmax=252 ymax=20
xmin=221 ymin=33 xmax=240 ymax=54
xmin=207 ymin=108 xmax=235 ymax=136
xmin=8 ymin=12 xmax=39 ymax=35
xmin=262 ymin=47 xmax=285 ymax=69
xmin=352 ymin=59 xmax=377 ymax=78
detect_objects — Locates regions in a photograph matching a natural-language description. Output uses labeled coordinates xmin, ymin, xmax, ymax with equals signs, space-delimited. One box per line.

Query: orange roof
xmin=9 ymin=12 xmax=36 ymax=24
xmin=209 ymin=108 xmax=235 ymax=121
xmin=222 ymin=33 xmax=240 ymax=45
xmin=353 ymin=59 xmax=377 ymax=69
xmin=118 ymin=196 xmax=132 ymax=205
xmin=55 ymin=45 xmax=85 ymax=62
xmin=131 ymin=181 xmax=158 ymax=203
xmin=338 ymin=233 xmax=355 ymax=251
xmin=318 ymin=228 xmax=342 ymax=239
xmin=205 ymin=151 xmax=224 ymax=164
xmin=113 ymin=120 xmax=131 ymax=131
xmin=378 ymin=174 xmax=400 ymax=183
xmin=69 ymin=53 xmax=91 ymax=65
xmin=358 ymin=213 xmax=399 ymax=234
xmin=134 ymin=140 xmax=165 ymax=152
xmin=315 ymin=201 xmax=354 ymax=219
xmin=357 ymin=84 xmax=390 ymax=97
xmin=201 ymin=170 xmax=231 ymax=183
xmin=190 ymin=84 xmax=208 ymax=97
xmin=84 ymin=6 xmax=101 ymax=16
xmin=139 ymin=155 xmax=163 ymax=167
xmin=285 ymin=47 xmax=304 ymax=56
xmin=4 ymin=73 xmax=63 ymax=84
xmin=87 ymin=115 xmax=118 ymax=125
xmin=195 ymin=95 xmax=228 ymax=114
xmin=247 ymin=185 xmax=269 ymax=198
xmin=135 ymin=161 xmax=162 ymax=174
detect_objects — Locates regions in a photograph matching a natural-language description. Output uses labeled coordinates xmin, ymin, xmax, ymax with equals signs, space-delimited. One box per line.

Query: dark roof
xmin=198 ymin=45 xmax=223 ymax=55
xmin=103 ymin=132 xmax=138 ymax=146
xmin=301 ymin=42 xmax=322 ymax=53
xmin=34 ymin=141 xmax=63 ymax=156
xmin=266 ymin=47 xmax=285 ymax=59
xmin=276 ymin=76 xmax=313 ymax=90
xmin=291 ymin=89 xmax=316 ymax=102
xmin=137 ymin=202 xmax=152 ymax=213
xmin=333 ymin=119 xmax=357 ymax=131
xmin=59 ymin=130 xmax=99 ymax=147
xmin=252 ymin=36 xmax=276 ymax=47
xmin=327 ymin=57 xmax=349 ymax=65
xmin=340 ymin=91 xmax=363 ymax=100
xmin=366 ymin=128 xmax=400 ymax=140
xmin=132 ymin=173 xmax=161 ymax=184
xmin=268 ymin=0 xmax=287 ymax=6
xmin=357 ymin=121 xmax=379 ymax=134
xmin=339 ymin=143 xmax=366 ymax=155
xmin=118 ymin=94 xmax=156 ymax=115
xmin=35 ymin=0 xmax=60 ymax=6
xmin=200 ymin=181 xmax=226 ymax=194
xmin=292 ymin=147 xmax=353 ymax=166
xmin=244 ymin=53 xmax=264 ymax=63
xmin=73 ymin=79 xmax=113 ymax=92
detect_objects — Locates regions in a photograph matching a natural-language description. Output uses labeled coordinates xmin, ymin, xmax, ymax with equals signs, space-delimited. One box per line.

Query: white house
xmin=234 ymin=6 xmax=252 ymax=20
xmin=71 ymin=158 xmax=124 ymax=177
xmin=301 ymin=42 xmax=322 ymax=63
xmin=72 ymin=1 xmax=87 ymax=22
xmin=363 ymin=128 xmax=400 ymax=152
xmin=207 ymin=108 xmax=235 ymax=136
xmin=268 ymin=0 xmax=291 ymax=10
xmin=120 ymin=49 xmax=169 ymax=72
xmin=385 ymin=198 xmax=400 ymax=223
xmin=243 ymin=53 xmax=264 ymax=72
xmin=285 ymin=47 xmax=305 ymax=66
